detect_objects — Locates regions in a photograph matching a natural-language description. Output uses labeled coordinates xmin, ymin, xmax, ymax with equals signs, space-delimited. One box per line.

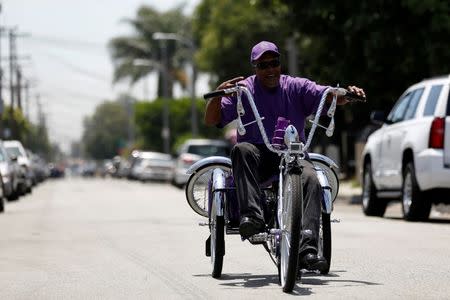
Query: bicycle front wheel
xmin=279 ymin=171 xmax=302 ymax=293
xmin=210 ymin=191 xmax=225 ymax=278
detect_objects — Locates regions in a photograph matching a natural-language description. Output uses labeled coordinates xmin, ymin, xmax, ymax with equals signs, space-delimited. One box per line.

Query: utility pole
xmin=9 ymin=28 xmax=16 ymax=110
xmin=154 ymin=37 xmax=171 ymax=154
xmin=16 ymin=66 xmax=22 ymax=110
xmin=37 ymin=93 xmax=43 ymax=126
xmin=190 ymin=52 xmax=198 ymax=137
xmin=125 ymin=95 xmax=135 ymax=147
xmin=161 ymin=40 xmax=170 ymax=153
xmin=286 ymin=36 xmax=298 ymax=77
xmin=24 ymin=79 xmax=29 ymax=119
xmin=153 ymin=32 xmax=200 ymax=151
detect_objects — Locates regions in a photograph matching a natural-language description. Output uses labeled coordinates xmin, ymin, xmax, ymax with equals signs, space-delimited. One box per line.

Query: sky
xmin=1 ymin=0 xmax=202 ymax=154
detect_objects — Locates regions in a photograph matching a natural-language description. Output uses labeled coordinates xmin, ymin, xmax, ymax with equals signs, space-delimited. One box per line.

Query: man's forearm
xmin=204 ymin=97 xmax=222 ymax=126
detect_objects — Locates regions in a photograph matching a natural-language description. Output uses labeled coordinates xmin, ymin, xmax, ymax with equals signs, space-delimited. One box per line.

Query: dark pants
xmin=231 ymin=142 xmax=322 ymax=255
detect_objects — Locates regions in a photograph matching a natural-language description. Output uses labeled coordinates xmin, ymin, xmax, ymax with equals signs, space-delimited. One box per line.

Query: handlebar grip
xmin=203 ymin=90 xmax=227 ymax=100
xmin=345 ymin=90 xmax=366 ymax=102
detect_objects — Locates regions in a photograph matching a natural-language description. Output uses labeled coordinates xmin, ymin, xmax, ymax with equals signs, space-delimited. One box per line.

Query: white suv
xmin=361 ymin=75 xmax=450 ymax=221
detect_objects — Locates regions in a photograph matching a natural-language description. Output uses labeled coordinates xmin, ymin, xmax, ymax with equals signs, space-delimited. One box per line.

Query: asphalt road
xmin=0 ymin=177 xmax=449 ymax=299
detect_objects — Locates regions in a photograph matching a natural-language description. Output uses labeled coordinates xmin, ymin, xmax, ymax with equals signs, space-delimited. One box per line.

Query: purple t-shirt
xmin=219 ymin=75 xmax=328 ymax=144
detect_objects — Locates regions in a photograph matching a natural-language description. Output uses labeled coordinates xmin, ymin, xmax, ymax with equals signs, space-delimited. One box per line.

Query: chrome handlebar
xmin=205 ymin=85 xmax=349 ymax=156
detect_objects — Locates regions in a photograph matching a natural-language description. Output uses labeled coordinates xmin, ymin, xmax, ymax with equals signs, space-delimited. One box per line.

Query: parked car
xmin=81 ymin=161 xmax=97 ymax=177
xmin=129 ymin=151 xmax=174 ymax=182
xmin=48 ymin=163 xmax=65 ymax=178
xmin=0 ymin=172 xmax=3 ymax=213
xmin=3 ymin=140 xmax=34 ymax=194
xmin=0 ymin=186 xmax=3 ymax=212
xmin=172 ymin=139 xmax=231 ymax=188
xmin=361 ymin=75 xmax=450 ymax=221
xmin=26 ymin=150 xmax=47 ymax=185
xmin=116 ymin=159 xmax=131 ymax=178
xmin=0 ymin=141 xmax=22 ymax=201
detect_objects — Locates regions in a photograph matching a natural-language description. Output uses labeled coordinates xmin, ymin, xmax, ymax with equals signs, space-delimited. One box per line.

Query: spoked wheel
xmin=318 ymin=213 xmax=331 ymax=274
xmin=278 ymin=171 xmax=302 ymax=293
xmin=210 ymin=191 xmax=225 ymax=278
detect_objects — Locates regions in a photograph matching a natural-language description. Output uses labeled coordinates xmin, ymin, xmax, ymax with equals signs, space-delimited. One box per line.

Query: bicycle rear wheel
xmin=318 ymin=213 xmax=331 ymax=274
xmin=279 ymin=171 xmax=302 ymax=292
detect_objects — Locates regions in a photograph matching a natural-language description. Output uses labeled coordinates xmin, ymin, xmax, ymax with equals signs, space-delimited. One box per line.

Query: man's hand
xmin=216 ymin=76 xmax=245 ymax=90
xmin=331 ymin=85 xmax=366 ymax=105
xmin=345 ymin=85 xmax=366 ymax=102
xmin=204 ymin=76 xmax=244 ymax=126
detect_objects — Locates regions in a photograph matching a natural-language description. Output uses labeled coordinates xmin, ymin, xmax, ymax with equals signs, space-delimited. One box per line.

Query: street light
xmin=133 ymin=57 xmax=170 ymax=154
xmin=152 ymin=32 xmax=198 ymax=138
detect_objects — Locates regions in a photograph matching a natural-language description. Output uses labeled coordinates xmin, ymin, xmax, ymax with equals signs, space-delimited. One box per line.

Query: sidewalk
xmin=337 ymin=180 xmax=362 ymax=204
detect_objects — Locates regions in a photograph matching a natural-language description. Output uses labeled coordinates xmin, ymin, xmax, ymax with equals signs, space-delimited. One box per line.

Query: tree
xmin=279 ymin=0 xmax=450 ymax=115
xmin=81 ymin=100 xmax=130 ymax=159
xmin=134 ymin=97 xmax=223 ymax=153
xmin=1 ymin=106 xmax=30 ymax=142
xmin=0 ymin=105 xmax=55 ymax=160
xmin=109 ymin=5 xmax=192 ymax=98
xmin=193 ymin=0 xmax=449 ymax=176
xmin=193 ymin=0 xmax=291 ymax=86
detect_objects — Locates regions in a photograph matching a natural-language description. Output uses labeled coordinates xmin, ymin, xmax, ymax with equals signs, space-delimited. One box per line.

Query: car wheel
xmin=7 ymin=188 xmax=20 ymax=201
xmin=171 ymin=178 xmax=184 ymax=189
xmin=362 ymin=161 xmax=387 ymax=217
xmin=402 ymin=162 xmax=431 ymax=221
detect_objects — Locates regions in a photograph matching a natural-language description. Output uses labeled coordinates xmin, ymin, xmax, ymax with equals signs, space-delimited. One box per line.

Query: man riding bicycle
xmin=204 ymin=41 xmax=365 ymax=270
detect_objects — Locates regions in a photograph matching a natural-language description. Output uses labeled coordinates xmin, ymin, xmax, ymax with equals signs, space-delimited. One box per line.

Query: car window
xmin=5 ymin=146 xmax=22 ymax=158
xmin=403 ymin=88 xmax=424 ymax=120
xmin=423 ymin=85 xmax=443 ymax=116
xmin=387 ymin=93 xmax=412 ymax=123
xmin=187 ymin=145 xmax=230 ymax=157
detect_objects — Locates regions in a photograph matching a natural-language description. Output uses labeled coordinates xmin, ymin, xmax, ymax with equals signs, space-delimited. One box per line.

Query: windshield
xmin=5 ymin=146 xmax=22 ymax=158
xmin=187 ymin=145 xmax=230 ymax=157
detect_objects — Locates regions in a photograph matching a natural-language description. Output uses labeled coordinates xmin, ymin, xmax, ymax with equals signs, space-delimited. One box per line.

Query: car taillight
xmin=181 ymin=154 xmax=195 ymax=164
xmin=429 ymin=117 xmax=445 ymax=149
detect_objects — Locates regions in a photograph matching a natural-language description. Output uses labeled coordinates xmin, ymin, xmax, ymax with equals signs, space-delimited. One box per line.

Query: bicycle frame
xmin=208 ymin=85 xmax=344 ymax=220
xmin=188 ymin=83 xmax=364 ymax=290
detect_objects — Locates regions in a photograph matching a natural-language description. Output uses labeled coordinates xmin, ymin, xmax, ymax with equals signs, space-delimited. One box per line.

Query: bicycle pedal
xmin=248 ymin=232 xmax=268 ymax=244
xmin=331 ymin=218 xmax=341 ymax=223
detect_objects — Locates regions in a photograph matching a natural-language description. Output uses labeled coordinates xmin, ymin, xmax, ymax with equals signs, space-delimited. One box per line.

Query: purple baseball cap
xmin=250 ymin=41 xmax=280 ymax=62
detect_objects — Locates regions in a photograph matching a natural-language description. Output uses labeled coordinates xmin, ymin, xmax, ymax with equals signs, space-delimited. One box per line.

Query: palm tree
xmin=109 ymin=5 xmax=192 ymax=98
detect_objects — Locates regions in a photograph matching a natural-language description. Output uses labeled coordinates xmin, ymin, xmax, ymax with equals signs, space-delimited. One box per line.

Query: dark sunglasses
xmin=253 ymin=58 xmax=281 ymax=70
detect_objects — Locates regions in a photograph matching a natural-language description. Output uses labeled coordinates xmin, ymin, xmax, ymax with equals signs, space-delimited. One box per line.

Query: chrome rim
xmin=210 ymin=201 xmax=217 ymax=265
xmin=318 ymin=214 xmax=324 ymax=257
xmin=362 ymin=168 xmax=371 ymax=209
xmin=187 ymin=165 xmax=231 ymax=217
xmin=280 ymin=176 xmax=292 ymax=287
xmin=402 ymin=172 xmax=413 ymax=215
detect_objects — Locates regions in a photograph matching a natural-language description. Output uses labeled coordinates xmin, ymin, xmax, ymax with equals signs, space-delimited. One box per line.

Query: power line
xmin=40 ymin=87 xmax=110 ymax=102
xmin=34 ymin=49 xmax=111 ymax=82
xmin=27 ymin=34 xmax=106 ymax=50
